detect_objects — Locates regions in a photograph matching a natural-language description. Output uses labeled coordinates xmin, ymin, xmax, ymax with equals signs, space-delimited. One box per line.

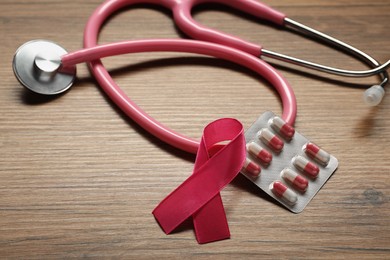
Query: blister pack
xmin=241 ymin=111 xmax=338 ymax=213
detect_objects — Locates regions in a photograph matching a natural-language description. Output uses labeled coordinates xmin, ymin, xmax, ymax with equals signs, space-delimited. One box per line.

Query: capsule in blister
xmin=247 ymin=142 xmax=273 ymax=164
xmin=270 ymin=116 xmax=295 ymax=139
xmin=259 ymin=128 xmax=284 ymax=152
xmin=281 ymin=168 xmax=308 ymax=192
xmin=242 ymin=157 xmax=261 ymax=177
xmin=292 ymin=155 xmax=319 ymax=178
xmin=270 ymin=181 xmax=298 ymax=205
xmin=304 ymin=142 xmax=330 ymax=166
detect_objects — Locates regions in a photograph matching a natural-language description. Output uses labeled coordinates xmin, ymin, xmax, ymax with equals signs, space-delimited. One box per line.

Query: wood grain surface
xmin=1 ymin=0 xmax=389 ymax=258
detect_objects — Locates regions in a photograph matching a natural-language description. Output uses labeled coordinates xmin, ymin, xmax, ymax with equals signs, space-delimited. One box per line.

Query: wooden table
xmin=1 ymin=0 xmax=389 ymax=258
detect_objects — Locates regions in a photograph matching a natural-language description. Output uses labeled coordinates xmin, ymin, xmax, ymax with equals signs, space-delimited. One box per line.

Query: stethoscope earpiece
xmin=13 ymin=40 xmax=76 ymax=95
xmin=363 ymin=85 xmax=385 ymax=106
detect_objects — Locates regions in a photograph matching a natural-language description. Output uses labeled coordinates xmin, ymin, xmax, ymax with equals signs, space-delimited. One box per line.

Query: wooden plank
xmin=0 ymin=0 xmax=389 ymax=258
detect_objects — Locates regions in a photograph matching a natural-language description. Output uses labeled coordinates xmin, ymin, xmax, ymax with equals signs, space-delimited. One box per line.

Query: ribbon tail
xmin=193 ymin=193 xmax=230 ymax=244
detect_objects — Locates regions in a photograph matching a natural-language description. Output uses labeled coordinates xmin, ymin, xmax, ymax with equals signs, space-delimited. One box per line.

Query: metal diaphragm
xmin=13 ymin=40 xmax=76 ymax=95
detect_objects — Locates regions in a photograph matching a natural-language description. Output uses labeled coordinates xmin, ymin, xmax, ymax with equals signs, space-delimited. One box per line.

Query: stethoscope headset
xmin=13 ymin=0 xmax=390 ymax=154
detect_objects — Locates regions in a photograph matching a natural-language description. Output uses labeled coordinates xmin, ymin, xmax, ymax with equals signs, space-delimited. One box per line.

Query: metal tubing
xmin=261 ymin=18 xmax=389 ymax=87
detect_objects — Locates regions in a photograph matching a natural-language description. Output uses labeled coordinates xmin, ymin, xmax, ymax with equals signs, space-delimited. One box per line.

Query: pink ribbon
xmin=152 ymin=118 xmax=246 ymax=244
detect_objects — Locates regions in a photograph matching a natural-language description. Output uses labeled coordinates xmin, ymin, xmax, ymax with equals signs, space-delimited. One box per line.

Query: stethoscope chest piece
xmin=13 ymin=40 xmax=76 ymax=95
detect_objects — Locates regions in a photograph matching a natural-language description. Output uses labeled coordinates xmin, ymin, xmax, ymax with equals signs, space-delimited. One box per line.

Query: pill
xmin=242 ymin=157 xmax=261 ymax=177
xmin=270 ymin=116 xmax=295 ymax=139
xmin=281 ymin=168 xmax=308 ymax=192
xmin=247 ymin=142 xmax=273 ymax=164
xmin=293 ymin=156 xmax=319 ymax=178
xmin=270 ymin=181 xmax=298 ymax=205
xmin=259 ymin=128 xmax=284 ymax=152
xmin=304 ymin=142 xmax=330 ymax=166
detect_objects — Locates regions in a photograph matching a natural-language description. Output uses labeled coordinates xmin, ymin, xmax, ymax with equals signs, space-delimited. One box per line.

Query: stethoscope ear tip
xmin=13 ymin=40 xmax=76 ymax=95
xmin=363 ymin=85 xmax=385 ymax=106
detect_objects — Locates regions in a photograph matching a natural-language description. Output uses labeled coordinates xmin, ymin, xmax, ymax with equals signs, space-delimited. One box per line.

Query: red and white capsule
xmin=258 ymin=128 xmax=284 ymax=152
xmin=246 ymin=142 xmax=273 ymax=164
xmin=304 ymin=142 xmax=330 ymax=166
xmin=270 ymin=181 xmax=298 ymax=205
xmin=281 ymin=168 xmax=309 ymax=192
xmin=242 ymin=157 xmax=261 ymax=177
xmin=270 ymin=116 xmax=295 ymax=139
xmin=293 ymin=155 xmax=319 ymax=178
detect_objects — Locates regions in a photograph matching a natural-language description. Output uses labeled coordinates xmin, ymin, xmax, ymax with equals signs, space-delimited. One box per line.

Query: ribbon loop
xmin=152 ymin=118 xmax=246 ymax=243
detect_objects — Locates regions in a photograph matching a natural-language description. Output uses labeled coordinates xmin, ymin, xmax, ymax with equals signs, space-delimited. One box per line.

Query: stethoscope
xmin=13 ymin=0 xmax=390 ymax=155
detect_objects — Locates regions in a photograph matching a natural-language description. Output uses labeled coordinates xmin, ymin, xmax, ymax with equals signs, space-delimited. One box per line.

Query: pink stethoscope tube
xmin=60 ymin=0 xmax=296 ymax=154
xmin=172 ymin=0 xmax=286 ymax=56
